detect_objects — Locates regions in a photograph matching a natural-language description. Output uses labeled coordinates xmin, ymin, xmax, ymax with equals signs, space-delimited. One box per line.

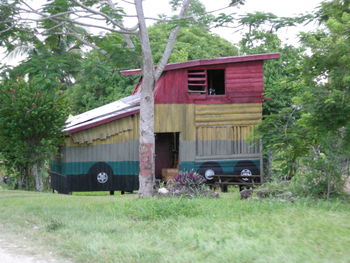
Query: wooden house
xmin=50 ymin=53 xmax=280 ymax=194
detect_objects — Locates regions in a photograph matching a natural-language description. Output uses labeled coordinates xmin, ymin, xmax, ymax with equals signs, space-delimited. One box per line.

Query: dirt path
xmin=0 ymin=237 xmax=70 ymax=263
xmin=0 ymin=246 xmax=48 ymax=263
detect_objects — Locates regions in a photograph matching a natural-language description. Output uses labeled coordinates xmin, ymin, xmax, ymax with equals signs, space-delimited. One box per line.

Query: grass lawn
xmin=0 ymin=189 xmax=349 ymax=263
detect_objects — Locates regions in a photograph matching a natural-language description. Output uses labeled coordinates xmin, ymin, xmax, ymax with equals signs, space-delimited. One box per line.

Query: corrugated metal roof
xmin=64 ymin=93 xmax=140 ymax=134
xmin=121 ymin=53 xmax=280 ymax=76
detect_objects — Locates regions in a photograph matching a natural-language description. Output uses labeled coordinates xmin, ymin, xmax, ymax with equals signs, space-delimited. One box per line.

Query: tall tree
xmin=292 ymin=0 xmax=350 ymax=197
xmin=238 ymin=13 xmax=307 ymax=179
xmin=134 ymin=0 xmax=191 ymax=197
xmin=0 ymin=5 xmax=84 ymax=190
xmin=299 ymin=0 xmax=350 ymax=144
xmin=0 ymin=77 xmax=68 ymax=191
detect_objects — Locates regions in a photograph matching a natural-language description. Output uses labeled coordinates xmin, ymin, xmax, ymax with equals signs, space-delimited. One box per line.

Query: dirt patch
xmin=0 ymin=234 xmax=70 ymax=263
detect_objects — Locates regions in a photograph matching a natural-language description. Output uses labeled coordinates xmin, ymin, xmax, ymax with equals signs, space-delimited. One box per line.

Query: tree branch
xmin=121 ymin=0 xmax=135 ymax=5
xmin=106 ymin=0 xmax=136 ymax=51
xmin=17 ymin=1 xmax=137 ymax=35
xmin=66 ymin=31 xmax=108 ymax=56
xmin=154 ymin=0 xmax=191 ymax=81
xmin=0 ymin=24 xmax=17 ymax=34
xmin=116 ymin=4 xmax=232 ymax=22
xmin=70 ymin=0 xmax=122 ymax=28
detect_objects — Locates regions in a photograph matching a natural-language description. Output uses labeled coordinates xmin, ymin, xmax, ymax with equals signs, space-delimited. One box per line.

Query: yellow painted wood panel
xmin=196 ymin=120 xmax=261 ymax=127
xmin=66 ymin=115 xmax=139 ymax=147
xmin=195 ymin=103 xmax=262 ymax=111
xmin=66 ymin=103 xmax=261 ymax=147
xmin=154 ymin=104 xmax=195 ymax=141
xmin=196 ymin=113 xmax=261 ymax=122
xmin=196 ymin=108 xmax=262 ymax=115
xmin=195 ymin=103 xmax=262 ymax=127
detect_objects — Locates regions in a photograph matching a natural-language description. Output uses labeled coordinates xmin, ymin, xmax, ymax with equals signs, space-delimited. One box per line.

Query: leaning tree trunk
xmin=135 ymin=0 xmax=156 ymax=197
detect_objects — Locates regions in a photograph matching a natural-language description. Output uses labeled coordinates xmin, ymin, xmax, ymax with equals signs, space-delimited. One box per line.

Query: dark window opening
xmin=207 ymin=69 xmax=225 ymax=95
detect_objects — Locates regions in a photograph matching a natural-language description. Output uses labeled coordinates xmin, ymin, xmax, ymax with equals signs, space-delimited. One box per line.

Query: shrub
xmin=158 ymin=170 xmax=218 ymax=198
xmin=174 ymin=170 xmax=206 ymax=191
xmin=289 ymin=149 xmax=345 ymax=199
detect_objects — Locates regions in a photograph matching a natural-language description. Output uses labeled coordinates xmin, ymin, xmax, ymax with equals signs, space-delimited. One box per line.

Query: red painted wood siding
xmin=154 ymin=61 xmax=264 ymax=104
xmin=225 ymin=61 xmax=264 ymax=103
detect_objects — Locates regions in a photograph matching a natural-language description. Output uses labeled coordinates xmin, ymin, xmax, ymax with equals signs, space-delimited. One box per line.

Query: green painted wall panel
xmin=51 ymin=161 xmax=139 ymax=176
xmin=179 ymin=160 xmax=260 ymax=174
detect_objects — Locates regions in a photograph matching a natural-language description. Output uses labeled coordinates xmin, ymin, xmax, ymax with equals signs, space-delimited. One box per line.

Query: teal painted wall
xmin=179 ymin=160 xmax=260 ymax=174
xmin=51 ymin=160 xmax=260 ymax=176
xmin=50 ymin=161 xmax=139 ymax=176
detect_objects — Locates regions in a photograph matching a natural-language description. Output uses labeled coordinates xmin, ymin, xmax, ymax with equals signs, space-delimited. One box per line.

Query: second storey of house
xmin=122 ymin=53 xmax=280 ymax=105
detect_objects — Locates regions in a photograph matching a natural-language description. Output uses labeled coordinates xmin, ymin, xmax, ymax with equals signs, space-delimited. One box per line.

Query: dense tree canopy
xmin=149 ymin=23 xmax=238 ymax=63
xmin=299 ymin=0 xmax=350 ymax=146
xmin=238 ymin=0 xmax=350 ymax=197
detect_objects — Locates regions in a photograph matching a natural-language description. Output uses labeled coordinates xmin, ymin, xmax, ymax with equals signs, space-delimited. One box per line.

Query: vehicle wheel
xmin=198 ymin=162 xmax=223 ymax=182
xmin=233 ymin=161 xmax=259 ymax=183
xmin=87 ymin=162 xmax=113 ymax=190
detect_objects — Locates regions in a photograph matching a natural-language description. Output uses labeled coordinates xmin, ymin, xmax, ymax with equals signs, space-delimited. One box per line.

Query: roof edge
xmin=66 ymin=109 xmax=140 ymax=134
xmin=121 ymin=53 xmax=280 ymax=76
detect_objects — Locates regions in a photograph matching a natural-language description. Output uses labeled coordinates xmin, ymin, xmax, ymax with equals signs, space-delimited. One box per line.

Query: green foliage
xmin=0 ymin=0 xmax=36 ymax=53
xmin=284 ymin=0 xmax=350 ymax=196
xmin=66 ymin=50 xmax=137 ymax=114
xmin=0 ymin=78 xmax=69 ymax=188
xmin=239 ymin=18 xmax=308 ymax=179
xmin=64 ymin=32 xmax=140 ymax=114
xmin=298 ymin=0 xmax=350 ymax=149
xmin=290 ymin=138 xmax=345 ymax=199
xmin=247 ymin=1 xmax=350 ymax=196
xmin=257 ymin=107 xmax=311 ymax=178
xmin=95 ymin=33 xmax=139 ymax=68
xmin=214 ymin=10 xmax=312 ymax=29
xmin=45 ymin=217 xmax=65 ymax=232
xmin=169 ymin=0 xmax=215 ymax=28
xmin=149 ymin=23 xmax=238 ymax=64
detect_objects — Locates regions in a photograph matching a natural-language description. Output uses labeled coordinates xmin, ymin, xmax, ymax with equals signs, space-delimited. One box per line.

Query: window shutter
xmin=188 ymin=70 xmax=207 ymax=92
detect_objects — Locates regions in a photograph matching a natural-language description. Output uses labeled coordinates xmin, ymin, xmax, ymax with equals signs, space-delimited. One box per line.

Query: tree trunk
xmin=135 ymin=0 xmax=156 ymax=197
xmin=135 ymin=0 xmax=191 ymax=197
xmin=33 ymin=162 xmax=44 ymax=192
xmin=265 ymin=148 xmax=272 ymax=180
xmin=326 ymin=177 xmax=331 ymax=199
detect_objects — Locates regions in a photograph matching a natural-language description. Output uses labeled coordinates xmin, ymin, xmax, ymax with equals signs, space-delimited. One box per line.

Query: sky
xmin=139 ymin=0 xmax=323 ymax=44
xmin=2 ymin=0 xmax=323 ymax=66
xmin=204 ymin=0 xmax=322 ymax=44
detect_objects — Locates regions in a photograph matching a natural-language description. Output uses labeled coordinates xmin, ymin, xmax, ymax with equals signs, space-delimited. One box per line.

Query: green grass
xmin=0 ymin=190 xmax=349 ymax=263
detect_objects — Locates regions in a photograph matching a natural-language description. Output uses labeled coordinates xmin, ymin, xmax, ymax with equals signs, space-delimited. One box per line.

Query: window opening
xmin=187 ymin=69 xmax=225 ymax=95
xmin=207 ymin=69 xmax=225 ymax=95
